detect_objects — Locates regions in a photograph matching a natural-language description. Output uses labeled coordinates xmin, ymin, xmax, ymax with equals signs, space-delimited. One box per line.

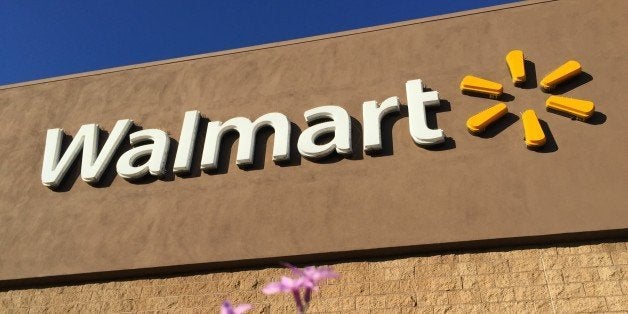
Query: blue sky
xmin=0 ymin=0 xmax=517 ymax=86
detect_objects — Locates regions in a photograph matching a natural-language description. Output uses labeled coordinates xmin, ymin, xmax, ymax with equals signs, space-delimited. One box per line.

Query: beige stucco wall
xmin=0 ymin=0 xmax=627 ymax=285
xmin=0 ymin=1 xmax=627 ymax=312
xmin=1 ymin=240 xmax=626 ymax=313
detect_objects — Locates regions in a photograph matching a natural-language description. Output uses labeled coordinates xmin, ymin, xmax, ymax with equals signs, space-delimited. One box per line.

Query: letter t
xmin=406 ymin=79 xmax=445 ymax=145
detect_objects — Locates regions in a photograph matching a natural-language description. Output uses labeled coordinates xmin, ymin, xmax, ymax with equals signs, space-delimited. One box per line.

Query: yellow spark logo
xmin=460 ymin=50 xmax=596 ymax=150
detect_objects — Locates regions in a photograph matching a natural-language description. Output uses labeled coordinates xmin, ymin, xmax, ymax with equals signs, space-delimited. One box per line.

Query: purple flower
xmin=262 ymin=275 xmax=306 ymax=294
xmin=220 ymin=301 xmax=251 ymax=314
xmin=282 ymin=264 xmax=339 ymax=303
xmin=297 ymin=266 xmax=339 ymax=286
xmin=262 ymin=265 xmax=339 ymax=313
xmin=262 ymin=276 xmax=307 ymax=313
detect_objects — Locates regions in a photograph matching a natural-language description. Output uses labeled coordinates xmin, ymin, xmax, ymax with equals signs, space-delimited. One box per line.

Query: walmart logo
xmin=460 ymin=50 xmax=596 ymax=149
xmin=41 ymin=50 xmax=603 ymax=189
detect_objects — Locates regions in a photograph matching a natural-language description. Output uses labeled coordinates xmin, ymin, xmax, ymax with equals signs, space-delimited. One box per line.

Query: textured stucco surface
xmin=1 ymin=240 xmax=627 ymax=313
xmin=0 ymin=0 xmax=627 ymax=284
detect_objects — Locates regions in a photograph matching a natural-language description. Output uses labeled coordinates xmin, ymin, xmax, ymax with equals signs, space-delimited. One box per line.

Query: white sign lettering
xmin=41 ymin=79 xmax=446 ymax=187
xmin=41 ymin=119 xmax=133 ymax=187
xmin=200 ymin=112 xmax=291 ymax=170
xmin=297 ymin=106 xmax=352 ymax=159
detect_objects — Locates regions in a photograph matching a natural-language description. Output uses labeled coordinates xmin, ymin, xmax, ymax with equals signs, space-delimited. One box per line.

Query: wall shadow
xmin=421 ymin=137 xmax=457 ymax=151
xmin=545 ymin=108 xmax=607 ymax=126
xmin=499 ymin=92 xmax=515 ymax=102
xmin=549 ymin=71 xmax=593 ymax=95
xmin=531 ymin=119 xmax=558 ymax=153
xmin=366 ymin=106 xmax=407 ymax=158
xmin=349 ymin=117 xmax=364 ymax=160
xmin=517 ymin=60 xmax=538 ymax=89
xmin=477 ymin=113 xmax=519 ymax=139
xmin=586 ymin=111 xmax=607 ymax=125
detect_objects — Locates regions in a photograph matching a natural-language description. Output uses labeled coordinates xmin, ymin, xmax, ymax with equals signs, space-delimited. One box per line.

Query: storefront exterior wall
xmin=1 ymin=240 xmax=627 ymax=312
xmin=0 ymin=0 xmax=627 ymax=311
xmin=1 ymin=0 xmax=627 ymax=285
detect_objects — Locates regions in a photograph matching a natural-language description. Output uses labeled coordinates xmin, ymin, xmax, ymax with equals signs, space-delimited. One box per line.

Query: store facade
xmin=1 ymin=0 xmax=627 ymax=312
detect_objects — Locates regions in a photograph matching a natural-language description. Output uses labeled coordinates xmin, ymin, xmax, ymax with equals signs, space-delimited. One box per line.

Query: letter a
xmin=297 ymin=105 xmax=352 ymax=159
xmin=116 ymin=129 xmax=170 ymax=180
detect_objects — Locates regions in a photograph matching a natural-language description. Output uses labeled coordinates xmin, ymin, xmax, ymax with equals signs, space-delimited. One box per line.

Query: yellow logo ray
xmin=466 ymin=103 xmax=508 ymax=134
xmin=459 ymin=75 xmax=503 ymax=99
xmin=545 ymin=96 xmax=595 ymax=121
xmin=521 ymin=109 xmax=546 ymax=149
xmin=506 ymin=50 xmax=526 ymax=85
xmin=540 ymin=60 xmax=581 ymax=92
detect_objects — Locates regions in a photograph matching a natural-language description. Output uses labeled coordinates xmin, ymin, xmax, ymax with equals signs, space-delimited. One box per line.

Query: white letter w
xmin=41 ymin=119 xmax=133 ymax=188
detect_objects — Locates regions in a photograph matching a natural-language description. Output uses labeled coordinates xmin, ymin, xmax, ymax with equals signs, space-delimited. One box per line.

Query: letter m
xmin=41 ymin=120 xmax=133 ymax=188
xmin=200 ymin=113 xmax=290 ymax=170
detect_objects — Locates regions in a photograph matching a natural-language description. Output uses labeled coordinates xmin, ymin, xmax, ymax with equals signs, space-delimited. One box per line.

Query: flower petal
xmin=262 ymin=282 xmax=284 ymax=294
xmin=221 ymin=301 xmax=233 ymax=314
xmin=302 ymin=266 xmax=339 ymax=283
xmin=234 ymin=303 xmax=252 ymax=314
xmin=281 ymin=262 xmax=304 ymax=276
